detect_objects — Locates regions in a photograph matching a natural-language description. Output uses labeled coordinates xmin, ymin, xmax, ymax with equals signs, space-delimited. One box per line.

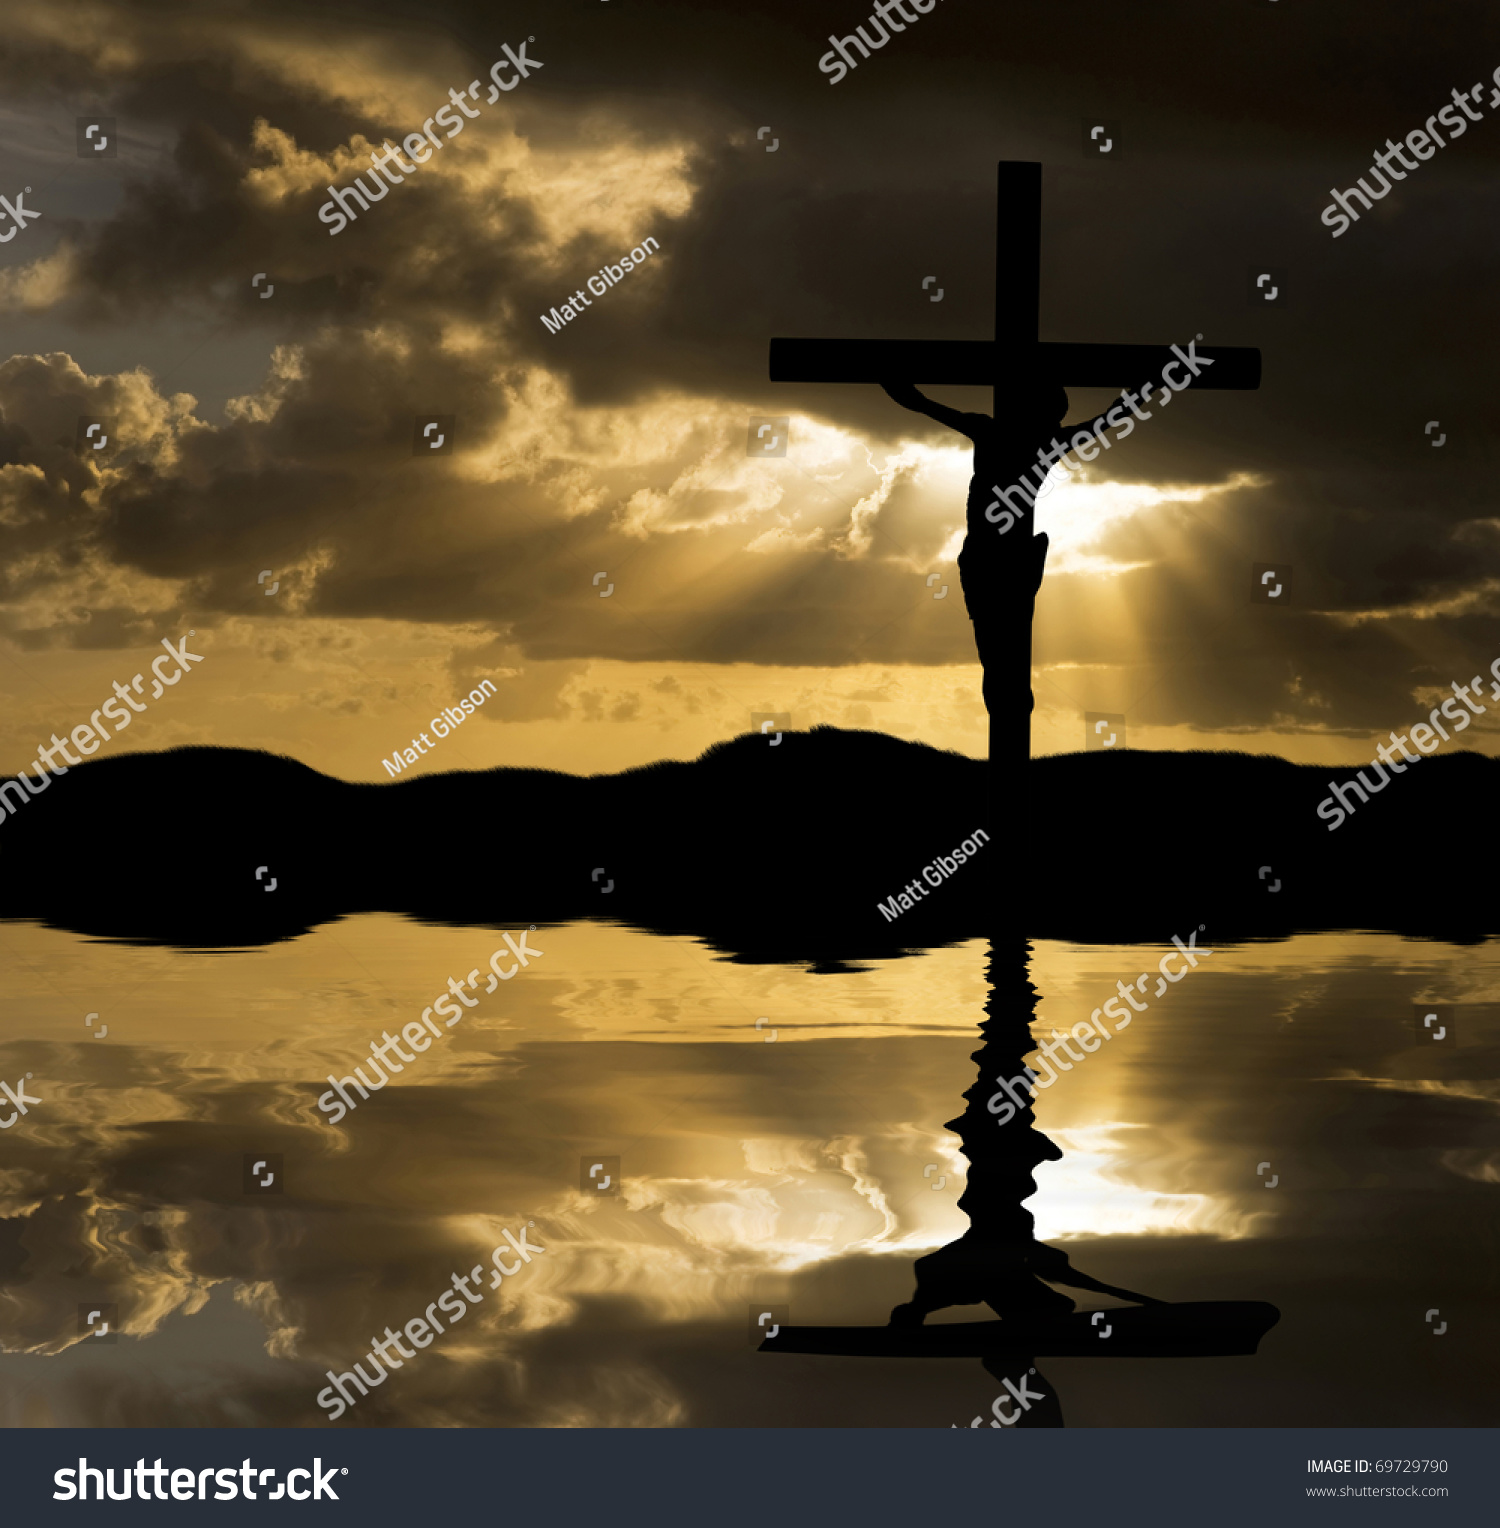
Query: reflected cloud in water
xmin=0 ymin=919 xmax=1495 ymax=1427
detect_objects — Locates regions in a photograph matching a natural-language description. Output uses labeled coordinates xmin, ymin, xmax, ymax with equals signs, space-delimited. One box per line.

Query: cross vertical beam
xmin=993 ymin=161 xmax=1041 ymax=417
xmin=991 ymin=162 xmax=1043 ymax=801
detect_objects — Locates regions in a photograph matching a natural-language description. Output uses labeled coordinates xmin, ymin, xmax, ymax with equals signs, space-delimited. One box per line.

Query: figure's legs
xmin=958 ymin=526 xmax=1048 ymax=806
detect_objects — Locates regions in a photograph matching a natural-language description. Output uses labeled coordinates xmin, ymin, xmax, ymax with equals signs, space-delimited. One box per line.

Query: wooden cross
xmin=769 ymin=162 xmax=1262 ymax=781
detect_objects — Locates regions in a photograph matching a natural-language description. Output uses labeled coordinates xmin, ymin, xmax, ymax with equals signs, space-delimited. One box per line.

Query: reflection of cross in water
xmin=769 ymin=162 xmax=1261 ymax=788
xmin=890 ymin=936 xmax=1160 ymax=1428
xmin=892 ymin=939 xmax=1159 ymax=1318
xmin=755 ymin=936 xmax=1280 ymax=1426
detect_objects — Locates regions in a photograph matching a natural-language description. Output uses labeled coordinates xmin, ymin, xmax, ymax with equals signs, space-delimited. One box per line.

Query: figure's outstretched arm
xmin=1051 ymin=1267 xmax=1167 ymax=1306
xmin=1069 ymin=391 xmax=1131 ymax=443
xmin=1071 ymin=383 xmax=1182 ymax=446
xmin=1028 ymin=1241 xmax=1165 ymax=1304
xmin=881 ymin=382 xmax=985 ymax=441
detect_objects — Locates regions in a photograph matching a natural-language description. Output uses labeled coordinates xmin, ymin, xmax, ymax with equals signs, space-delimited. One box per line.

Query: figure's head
xmin=1030 ymin=384 xmax=1069 ymax=430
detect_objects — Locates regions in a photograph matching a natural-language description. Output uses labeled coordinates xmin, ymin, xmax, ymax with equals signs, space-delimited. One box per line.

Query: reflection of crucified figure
xmin=890 ymin=1233 xmax=1168 ymax=1327
xmin=890 ymin=1103 xmax=1165 ymax=1328
xmin=880 ymin=382 xmax=1127 ymax=727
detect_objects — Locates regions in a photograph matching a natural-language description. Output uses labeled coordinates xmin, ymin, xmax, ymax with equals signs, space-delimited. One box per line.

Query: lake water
xmin=1 ymin=918 xmax=1495 ymax=1427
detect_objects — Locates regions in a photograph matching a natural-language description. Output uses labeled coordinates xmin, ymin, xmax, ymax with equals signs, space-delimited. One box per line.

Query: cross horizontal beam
xmin=768 ymin=337 xmax=1260 ymax=391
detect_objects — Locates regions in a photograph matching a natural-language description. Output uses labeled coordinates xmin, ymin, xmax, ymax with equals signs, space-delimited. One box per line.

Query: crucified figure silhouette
xmin=879 ymin=381 xmax=1129 ymax=730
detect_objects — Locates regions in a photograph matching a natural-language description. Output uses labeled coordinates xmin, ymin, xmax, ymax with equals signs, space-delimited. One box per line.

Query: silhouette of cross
xmin=768 ymin=162 xmax=1261 ymax=782
xmin=771 ymin=162 xmax=1260 ymax=412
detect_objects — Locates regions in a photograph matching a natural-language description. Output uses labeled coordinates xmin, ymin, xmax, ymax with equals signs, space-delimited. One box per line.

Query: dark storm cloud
xmin=0 ymin=0 xmax=1497 ymax=733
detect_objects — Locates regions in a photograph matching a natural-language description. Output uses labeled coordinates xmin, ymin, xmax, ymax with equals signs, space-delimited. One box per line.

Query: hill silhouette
xmin=0 ymin=727 xmax=1491 ymax=956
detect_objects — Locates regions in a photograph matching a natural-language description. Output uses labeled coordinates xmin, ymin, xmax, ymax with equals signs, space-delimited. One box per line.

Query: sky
xmin=1 ymin=0 xmax=1498 ymax=782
